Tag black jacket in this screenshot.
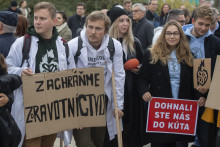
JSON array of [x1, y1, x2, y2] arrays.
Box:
[[159, 14, 168, 26], [0, 73, 22, 111], [122, 37, 143, 147], [132, 17, 154, 51], [138, 50, 196, 143], [146, 10, 160, 28], [214, 21, 220, 39], [68, 14, 86, 38], [0, 73, 22, 147], [6, 7, 22, 14], [0, 33, 17, 57]]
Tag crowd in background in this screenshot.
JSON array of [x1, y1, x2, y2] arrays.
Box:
[[1, 0, 220, 147]]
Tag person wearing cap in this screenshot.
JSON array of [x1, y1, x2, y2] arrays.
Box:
[[68, 11, 125, 147], [107, 7, 144, 147], [6, 2, 75, 147], [0, 11, 18, 57], [6, 1, 22, 14], [132, 3, 154, 51]]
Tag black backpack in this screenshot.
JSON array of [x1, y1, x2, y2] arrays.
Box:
[[20, 34, 70, 67], [74, 36, 115, 64]]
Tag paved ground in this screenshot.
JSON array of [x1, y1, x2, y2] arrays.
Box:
[[53, 137, 151, 147], [53, 137, 192, 147], [54, 137, 76, 147]]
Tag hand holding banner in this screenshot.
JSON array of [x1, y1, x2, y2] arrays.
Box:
[[22, 68, 106, 139]]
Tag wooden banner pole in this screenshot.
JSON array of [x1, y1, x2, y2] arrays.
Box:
[[60, 138, 63, 147], [112, 69, 123, 147]]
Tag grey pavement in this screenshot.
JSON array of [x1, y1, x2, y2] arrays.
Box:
[[53, 137, 151, 147], [53, 137, 192, 147]]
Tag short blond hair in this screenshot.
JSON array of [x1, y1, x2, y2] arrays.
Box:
[[85, 11, 111, 33], [194, 5, 213, 21], [34, 2, 56, 19]]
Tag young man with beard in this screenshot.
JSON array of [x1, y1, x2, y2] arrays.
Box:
[[184, 5, 220, 147], [68, 11, 125, 147], [6, 2, 75, 147]]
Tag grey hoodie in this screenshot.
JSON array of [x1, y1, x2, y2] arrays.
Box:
[[185, 26, 212, 59]]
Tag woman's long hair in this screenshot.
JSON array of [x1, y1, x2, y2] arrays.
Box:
[[150, 20, 193, 67], [160, 3, 170, 18], [109, 16, 134, 53]]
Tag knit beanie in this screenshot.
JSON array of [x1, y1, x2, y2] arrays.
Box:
[[107, 7, 128, 24], [11, 1, 18, 7]]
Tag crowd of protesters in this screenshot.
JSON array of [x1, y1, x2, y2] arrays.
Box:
[[0, 0, 220, 147]]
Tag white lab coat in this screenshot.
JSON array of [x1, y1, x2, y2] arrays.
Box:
[[68, 28, 125, 140], [6, 35, 76, 147]]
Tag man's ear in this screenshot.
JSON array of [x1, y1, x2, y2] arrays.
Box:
[[192, 18, 195, 25], [52, 18, 57, 27]]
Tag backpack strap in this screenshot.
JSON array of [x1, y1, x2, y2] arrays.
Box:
[[21, 34, 31, 67], [74, 36, 115, 64], [61, 38, 70, 65], [74, 36, 83, 64], [21, 35, 70, 67], [108, 36, 115, 62]]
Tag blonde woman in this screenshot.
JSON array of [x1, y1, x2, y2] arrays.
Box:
[[138, 20, 196, 147], [107, 7, 143, 147]]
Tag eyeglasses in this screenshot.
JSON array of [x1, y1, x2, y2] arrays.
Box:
[[177, 20, 186, 24], [132, 10, 141, 13], [165, 32, 180, 37]]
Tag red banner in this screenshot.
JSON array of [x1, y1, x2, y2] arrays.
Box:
[[146, 97, 199, 135]]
